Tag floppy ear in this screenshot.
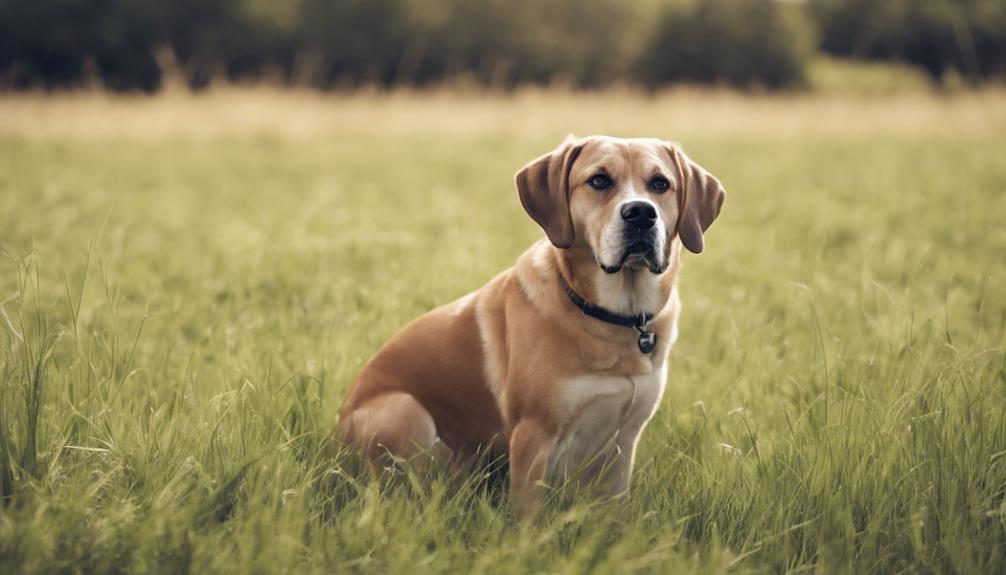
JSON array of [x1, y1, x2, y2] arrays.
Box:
[[515, 137, 586, 249], [672, 146, 726, 254]]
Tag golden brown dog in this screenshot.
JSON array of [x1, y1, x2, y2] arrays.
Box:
[[337, 135, 725, 517]]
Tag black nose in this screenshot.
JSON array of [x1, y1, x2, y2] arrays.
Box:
[[620, 201, 657, 229]]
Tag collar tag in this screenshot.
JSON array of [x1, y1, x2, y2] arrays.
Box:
[[562, 281, 658, 355], [636, 329, 656, 354]]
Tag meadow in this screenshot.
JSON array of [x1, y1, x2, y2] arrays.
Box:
[[0, 89, 1004, 573]]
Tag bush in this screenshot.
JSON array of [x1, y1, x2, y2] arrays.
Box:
[[0, 0, 291, 91], [295, 0, 635, 88], [0, 0, 162, 91], [809, 0, 1006, 83], [636, 0, 815, 90], [3, 0, 1003, 92]]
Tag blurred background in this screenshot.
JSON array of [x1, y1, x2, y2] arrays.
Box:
[[1, 0, 1004, 94]]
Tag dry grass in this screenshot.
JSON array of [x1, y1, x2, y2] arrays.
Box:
[[3, 86, 1006, 140]]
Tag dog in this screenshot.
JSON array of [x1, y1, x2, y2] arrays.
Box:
[[336, 135, 725, 518]]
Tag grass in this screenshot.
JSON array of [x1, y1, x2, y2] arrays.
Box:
[[0, 89, 1004, 573]]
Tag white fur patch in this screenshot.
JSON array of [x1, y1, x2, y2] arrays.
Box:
[[475, 294, 505, 403], [548, 363, 668, 483], [592, 266, 665, 316]]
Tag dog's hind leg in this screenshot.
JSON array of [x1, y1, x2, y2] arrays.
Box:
[[336, 392, 451, 467]]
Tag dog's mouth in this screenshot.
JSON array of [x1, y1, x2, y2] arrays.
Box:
[[599, 238, 665, 274], [625, 239, 654, 257]]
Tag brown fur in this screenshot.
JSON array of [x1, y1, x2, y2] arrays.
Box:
[[336, 135, 725, 518]]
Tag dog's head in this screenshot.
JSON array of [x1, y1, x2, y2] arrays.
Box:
[[516, 135, 725, 273]]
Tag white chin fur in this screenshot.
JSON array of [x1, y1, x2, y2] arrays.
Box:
[[593, 257, 666, 315]]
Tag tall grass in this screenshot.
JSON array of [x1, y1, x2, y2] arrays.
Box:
[[0, 91, 1003, 573], [1, 250, 57, 489]]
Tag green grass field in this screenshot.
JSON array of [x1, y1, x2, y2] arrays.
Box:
[[1, 90, 1004, 573]]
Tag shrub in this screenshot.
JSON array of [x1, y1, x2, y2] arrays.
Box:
[[636, 0, 815, 90], [809, 0, 1006, 83]]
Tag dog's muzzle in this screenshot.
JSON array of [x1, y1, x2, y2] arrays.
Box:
[[599, 200, 666, 274], [622, 200, 659, 263]]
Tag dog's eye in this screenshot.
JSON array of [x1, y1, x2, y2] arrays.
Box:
[[650, 177, 671, 193], [588, 174, 613, 190]]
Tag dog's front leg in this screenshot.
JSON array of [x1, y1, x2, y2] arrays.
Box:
[[593, 434, 641, 499], [508, 419, 557, 520]]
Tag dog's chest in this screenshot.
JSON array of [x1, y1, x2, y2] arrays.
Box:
[[549, 364, 667, 477]]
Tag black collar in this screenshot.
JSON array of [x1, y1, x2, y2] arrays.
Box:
[[564, 286, 652, 329], [561, 280, 658, 354]]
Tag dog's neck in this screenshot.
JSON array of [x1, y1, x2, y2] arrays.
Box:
[[554, 243, 680, 317]]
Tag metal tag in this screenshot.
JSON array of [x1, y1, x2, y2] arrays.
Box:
[[637, 330, 656, 354]]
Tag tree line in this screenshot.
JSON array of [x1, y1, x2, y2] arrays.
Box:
[[1, 0, 1003, 92]]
